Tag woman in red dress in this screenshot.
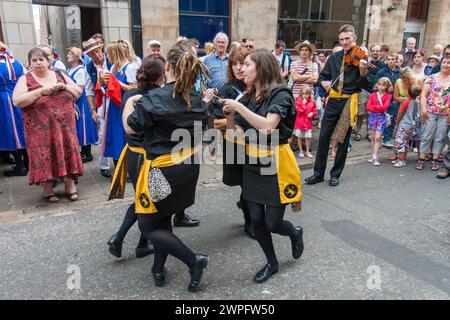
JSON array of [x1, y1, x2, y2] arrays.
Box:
[[13, 48, 83, 202]]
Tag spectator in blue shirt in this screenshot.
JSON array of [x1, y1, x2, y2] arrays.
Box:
[[203, 32, 229, 89]]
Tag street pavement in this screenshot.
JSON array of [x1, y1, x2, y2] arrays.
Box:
[[0, 142, 449, 300]]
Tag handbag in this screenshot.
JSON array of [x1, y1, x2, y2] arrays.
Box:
[[148, 168, 172, 202]]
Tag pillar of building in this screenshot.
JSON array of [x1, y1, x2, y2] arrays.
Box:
[[65, 6, 82, 49], [231, 0, 278, 50], [0, 0, 36, 63], [366, 0, 409, 53], [101, 0, 131, 43], [140, 0, 179, 57], [423, 0, 450, 54]]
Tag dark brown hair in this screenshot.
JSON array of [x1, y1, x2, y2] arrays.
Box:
[[245, 48, 284, 103], [137, 55, 166, 89], [408, 84, 422, 99], [381, 44, 390, 52], [167, 41, 209, 108], [28, 47, 49, 65], [227, 46, 254, 83], [275, 40, 286, 49]]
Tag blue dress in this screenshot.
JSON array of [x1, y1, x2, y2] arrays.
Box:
[[67, 66, 98, 146], [102, 63, 129, 160], [0, 56, 26, 151]]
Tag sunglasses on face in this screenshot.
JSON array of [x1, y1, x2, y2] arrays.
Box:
[[245, 45, 254, 49]]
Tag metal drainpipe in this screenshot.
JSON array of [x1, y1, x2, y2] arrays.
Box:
[[130, 0, 143, 58]]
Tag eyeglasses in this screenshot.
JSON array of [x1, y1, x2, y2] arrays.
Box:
[[245, 45, 254, 49]]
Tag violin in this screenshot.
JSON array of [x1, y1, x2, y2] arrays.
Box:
[[344, 44, 369, 68]]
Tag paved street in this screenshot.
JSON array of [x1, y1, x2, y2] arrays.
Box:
[[0, 152, 449, 300]]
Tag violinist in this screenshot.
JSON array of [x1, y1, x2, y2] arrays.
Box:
[[305, 24, 369, 187]]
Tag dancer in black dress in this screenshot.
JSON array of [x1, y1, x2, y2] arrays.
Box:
[[121, 41, 209, 291], [222, 49, 304, 283]]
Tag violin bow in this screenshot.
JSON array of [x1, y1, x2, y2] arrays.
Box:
[[329, 39, 368, 90]]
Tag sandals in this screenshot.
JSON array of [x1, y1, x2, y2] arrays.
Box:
[[66, 192, 79, 202], [431, 160, 440, 171], [415, 160, 425, 171], [45, 194, 60, 203]]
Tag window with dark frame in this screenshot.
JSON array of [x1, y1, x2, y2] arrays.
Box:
[[179, 0, 230, 49]]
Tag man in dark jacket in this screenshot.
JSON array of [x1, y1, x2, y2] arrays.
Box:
[[398, 37, 416, 67]]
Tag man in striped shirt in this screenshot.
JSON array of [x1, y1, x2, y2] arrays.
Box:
[[290, 41, 318, 98]]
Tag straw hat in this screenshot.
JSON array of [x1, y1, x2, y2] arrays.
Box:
[[428, 55, 440, 63], [295, 40, 316, 55], [82, 38, 103, 54], [67, 47, 84, 63]]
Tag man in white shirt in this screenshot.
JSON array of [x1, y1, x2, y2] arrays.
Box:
[[272, 40, 289, 79]]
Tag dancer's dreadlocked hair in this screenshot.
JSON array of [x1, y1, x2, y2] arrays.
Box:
[[167, 40, 210, 109]]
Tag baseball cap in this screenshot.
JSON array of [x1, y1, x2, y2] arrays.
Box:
[[148, 40, 162, 47]]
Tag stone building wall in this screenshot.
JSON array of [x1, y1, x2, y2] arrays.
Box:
[[140, 0, 179, 56], [101, 0, 131, 43], [231, 0, 278, 50], [0, 0, 36, 63], [423, 0, 450, 54]]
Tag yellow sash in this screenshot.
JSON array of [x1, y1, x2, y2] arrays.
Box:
[[108, 144, 145, 201], [245, 143, 302, 207], [135, 147, 197, 214], [329, 88, 358, 127]]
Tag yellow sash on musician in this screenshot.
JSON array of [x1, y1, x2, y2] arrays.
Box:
[[109, 144, 145, 201], [134, 147, 197, 214], [329, 88, 358, 127]]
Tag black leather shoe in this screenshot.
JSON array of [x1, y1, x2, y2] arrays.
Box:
[[135, 242, 155, 258], [329, 177, 340, 187], [152, 269, 166, 287], [3, 166, 27, 177], [305, 174, 324, 185], [81, 153, 94, 163], [107, 234, 123, 258], [291, 226, 304, 259], [244, 224, 256, 240], [101, 169, 112, 178], [254, 263, 279, 284], [188, 254, 208, 292], [173, 214, 200, 227]]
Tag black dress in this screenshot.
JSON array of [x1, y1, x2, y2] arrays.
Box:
[[127, 82, 209, 215], [235, 86, 296, 207], [211, 80, 246, 186]]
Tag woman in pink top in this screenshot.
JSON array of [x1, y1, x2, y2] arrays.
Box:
[[293, 87, 317, 158], [366, 77, 393, 165]]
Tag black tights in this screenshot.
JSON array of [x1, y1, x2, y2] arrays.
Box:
[[138, 214, 196, 273], [240, 191, 252, 226], [247, 201, 297, 265], [114, 151, 147, 247], [116, 203, 147, 248]]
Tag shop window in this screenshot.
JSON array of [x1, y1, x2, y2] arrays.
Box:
[[278, 0, 367, 50], [179, 0, 229, 47]]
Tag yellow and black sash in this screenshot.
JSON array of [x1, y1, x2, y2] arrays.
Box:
[[225, 132, 302, 212], [109, 145, 197, 214], [109, 144, 145, 201], [134, 147, 197, 214], [329, 88, 358, 144]]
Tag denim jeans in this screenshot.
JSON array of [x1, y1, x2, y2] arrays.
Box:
[[383, 102, 399, 143]]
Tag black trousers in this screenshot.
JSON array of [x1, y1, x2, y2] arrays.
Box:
[[313, 98, 352, 179]]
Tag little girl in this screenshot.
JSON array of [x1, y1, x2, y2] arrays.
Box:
[[366, 77, 393, 165], [393, 84, 422, 168], [294, 87, 317, 158]]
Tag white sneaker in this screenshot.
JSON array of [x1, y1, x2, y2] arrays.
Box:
[[394, 160, 406, 168], [382, 142, 394, 148]]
